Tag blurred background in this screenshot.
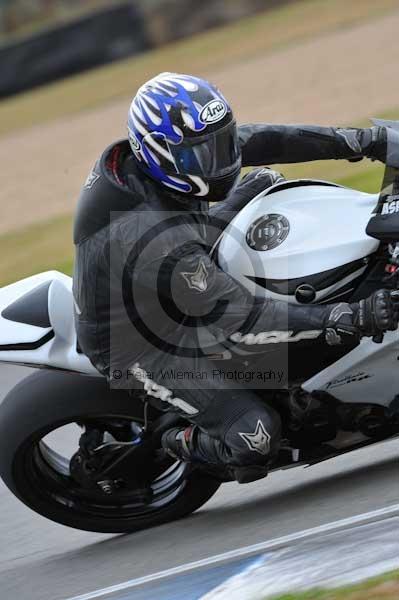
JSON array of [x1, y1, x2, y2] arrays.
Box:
[[0, 0, 269, 98], [1, 0, 399, 287]]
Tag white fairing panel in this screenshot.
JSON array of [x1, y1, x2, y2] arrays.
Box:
[[217, 180, 398, 406], [0, 272, 53, 346], [0, 271, 99, 375], [217, 181, 380, 302], [303, 332, 399, 408]]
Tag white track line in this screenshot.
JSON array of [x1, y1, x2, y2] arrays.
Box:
[[65, 503, 399, 600]]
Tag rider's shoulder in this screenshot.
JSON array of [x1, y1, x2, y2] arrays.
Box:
[[74, 140, 142, 245]]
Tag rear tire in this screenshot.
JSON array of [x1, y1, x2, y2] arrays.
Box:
[[0, 369, 220, 533]]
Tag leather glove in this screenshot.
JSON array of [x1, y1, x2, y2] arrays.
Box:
[[355, 289, 399, 340], [337, 126, 387, 163], [324, 290, 399, 346]]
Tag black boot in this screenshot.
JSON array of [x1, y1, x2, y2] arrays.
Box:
[[161, 426, 196, 462], [161, 426, 269, 483]]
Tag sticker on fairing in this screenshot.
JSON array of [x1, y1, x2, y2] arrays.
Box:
[[381, 196, 399, 215]]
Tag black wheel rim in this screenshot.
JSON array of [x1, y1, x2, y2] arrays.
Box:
[[19, 414, 189, 521]]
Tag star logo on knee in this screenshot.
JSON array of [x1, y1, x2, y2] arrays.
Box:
[[239, 420, 271, 455]]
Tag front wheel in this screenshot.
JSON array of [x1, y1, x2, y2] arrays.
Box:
[[0, 370, 220, 534]]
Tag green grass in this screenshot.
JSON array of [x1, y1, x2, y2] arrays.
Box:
[[337, 166, 383, 193], [0, 215, 74, 288], [0, 0, 397, 138], [267, 569, 399, 599]]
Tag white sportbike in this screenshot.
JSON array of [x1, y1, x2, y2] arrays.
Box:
[[0, 120, 398, 533]]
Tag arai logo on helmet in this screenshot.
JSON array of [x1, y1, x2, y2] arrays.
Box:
[[199, 100, 227, 125]]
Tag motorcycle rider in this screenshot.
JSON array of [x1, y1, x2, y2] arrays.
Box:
[[73, 72, 398, 484]]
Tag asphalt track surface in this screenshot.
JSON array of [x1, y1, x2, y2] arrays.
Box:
[[0, 365, 398, 600]]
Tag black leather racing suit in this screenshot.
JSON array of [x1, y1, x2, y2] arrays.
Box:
[[73, 123, 385, 479]]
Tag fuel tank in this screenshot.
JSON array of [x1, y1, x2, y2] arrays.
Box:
[[217, 180, 380, 304]]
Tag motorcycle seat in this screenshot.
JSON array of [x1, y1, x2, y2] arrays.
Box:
[[1, 281, 51, 328]]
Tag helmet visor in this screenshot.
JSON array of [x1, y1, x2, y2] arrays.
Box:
[[157, 121, 241, 178], [172, 121, 240, 177]]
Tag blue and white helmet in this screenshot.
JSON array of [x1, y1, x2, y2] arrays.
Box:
[[127, 72, 242, 201]]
